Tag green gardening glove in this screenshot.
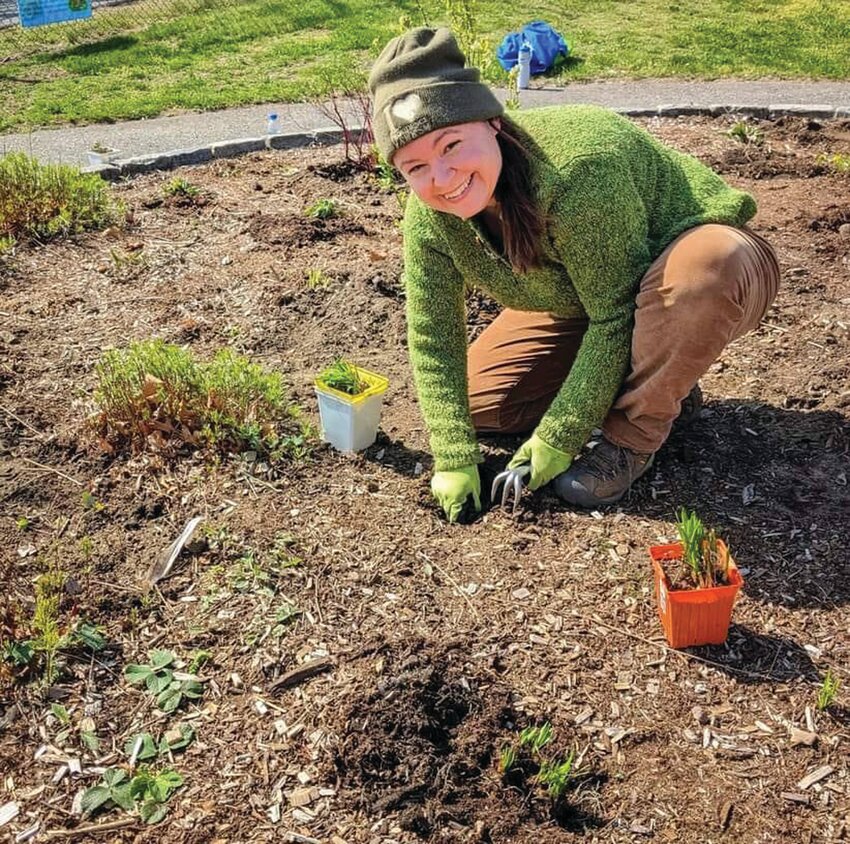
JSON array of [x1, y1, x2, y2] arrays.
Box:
[[508, 433, 573, 491], [431, 465, 482, 524]]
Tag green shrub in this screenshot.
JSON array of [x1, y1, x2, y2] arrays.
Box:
[[93, 339, 309, 459], [0, 153, 117, 253]]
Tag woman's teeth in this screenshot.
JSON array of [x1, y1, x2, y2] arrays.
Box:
[[444, 175, 472, 200]]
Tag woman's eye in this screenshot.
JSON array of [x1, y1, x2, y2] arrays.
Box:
[[408, 164, 425, 175], [445, 140, 461, 153]]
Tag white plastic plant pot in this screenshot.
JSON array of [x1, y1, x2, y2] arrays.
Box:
[[314, 367, 389, 453], [86, 149, 120, 166]]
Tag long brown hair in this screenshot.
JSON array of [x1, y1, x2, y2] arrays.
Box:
[[493, 117, 546, 273]]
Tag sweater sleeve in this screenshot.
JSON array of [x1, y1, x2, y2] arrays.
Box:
[[403, 215, 482, 471], [535, 153, 652, 456]]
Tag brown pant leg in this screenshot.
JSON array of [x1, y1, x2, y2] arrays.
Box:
[[603, 224, 781, 453], [468, 309, 588, 433]]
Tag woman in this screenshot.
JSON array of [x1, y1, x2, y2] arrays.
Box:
[[368, 27, 780, 523]]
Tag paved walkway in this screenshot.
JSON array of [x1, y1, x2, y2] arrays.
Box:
[[2, 79, 849, 167]]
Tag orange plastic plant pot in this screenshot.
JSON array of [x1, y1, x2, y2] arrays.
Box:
[[650, 540, 743, 649]]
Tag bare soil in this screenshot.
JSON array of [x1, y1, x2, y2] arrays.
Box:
[[1, 114, 849, 844]]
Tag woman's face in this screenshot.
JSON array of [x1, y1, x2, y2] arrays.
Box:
[[394, 119, 502, 219]]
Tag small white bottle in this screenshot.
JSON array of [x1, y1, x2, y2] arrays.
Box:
[[267, 112, 280, 135], [517, 42, 532, 90]]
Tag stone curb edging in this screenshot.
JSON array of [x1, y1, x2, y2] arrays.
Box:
[[83, 104, 849, 180]]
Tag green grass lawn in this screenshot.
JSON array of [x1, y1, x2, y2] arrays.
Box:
[[1, 0, 849, 133]]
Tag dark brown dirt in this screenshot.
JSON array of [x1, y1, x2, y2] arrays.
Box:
[[0, 114, 848, 844]]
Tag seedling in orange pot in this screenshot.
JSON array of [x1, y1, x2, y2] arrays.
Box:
[[650, 509, 743, 649]]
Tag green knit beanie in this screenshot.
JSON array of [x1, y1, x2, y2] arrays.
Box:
[[368, 27, 503, 163]]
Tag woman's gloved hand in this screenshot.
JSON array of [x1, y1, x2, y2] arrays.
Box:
[[431, 464, 482, 523], [508, 433, 572, 490]]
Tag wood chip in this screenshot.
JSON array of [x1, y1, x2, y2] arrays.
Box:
[[797, 765, 834, 790], [284, 834, 320, 844], [288, 787, 319, 808], [782, 792, 811, 805], [270, 659, 334, 692], [511, 587, 531, 600], [719, 801, 734, 831], [754, 720, 773, 734], [789, 728, 818, 748], [574, 707, 593, 725], [0, 803, 19, 828]]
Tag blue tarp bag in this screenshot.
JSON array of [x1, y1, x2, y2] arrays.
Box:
[[496, 21, 570, 75]]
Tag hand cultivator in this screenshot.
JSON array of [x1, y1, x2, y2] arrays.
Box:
[[491, 463, 531, 515]]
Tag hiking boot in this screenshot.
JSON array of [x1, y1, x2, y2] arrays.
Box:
[[674, 383, 703, 429], [553, 437, 655, 508]]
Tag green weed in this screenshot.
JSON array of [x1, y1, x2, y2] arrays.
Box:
[[816, 668, 841, 711], [124, 649, 204, 713], [15, 517, 29, 531], [305, 198, 338, 220], [82, 765, 184, 825], [816, 152, 850, 173], [727, 121, 764, 146], [318, 359, 368, 396], [0, 153, 117, 253], [537, 751, 577, 799], [93, 339, 309, 460], [306, 268, 331, 290], [519, 722, 554, 754], [162, 177, 199, 198]]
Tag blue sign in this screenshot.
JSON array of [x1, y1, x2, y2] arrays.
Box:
[[18, 0, 92, 28]]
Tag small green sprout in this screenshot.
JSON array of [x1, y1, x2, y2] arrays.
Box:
[[727, 120, 764, 146], [306, 268, 331, 289], [305, 198, 338, 219], [498, 743, 518, 774], [816, 152, 850, 173], [16, 517, 29, 531], [519, 722, 554, 754], [318, 359, 368, 396], [537, 751, 576, 799], [816, 668, 841, 711], [162, 177, 199, 198]]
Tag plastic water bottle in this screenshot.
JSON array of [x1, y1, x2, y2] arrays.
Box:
[[517, 41, 532, 89], [267, 113, 280, 135]]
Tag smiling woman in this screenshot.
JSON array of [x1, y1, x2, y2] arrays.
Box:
[[368, 27, 781, 524]]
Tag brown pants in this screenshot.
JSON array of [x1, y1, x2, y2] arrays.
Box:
[[468, 224, 781, 454]]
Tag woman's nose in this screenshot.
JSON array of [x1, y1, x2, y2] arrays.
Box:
[[432, 158, 455, 190]]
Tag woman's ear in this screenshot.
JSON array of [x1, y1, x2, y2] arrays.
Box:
[[488, 117, 502, 134]]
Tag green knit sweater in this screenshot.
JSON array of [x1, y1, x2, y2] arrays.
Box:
[[402, 105, 756, 471]]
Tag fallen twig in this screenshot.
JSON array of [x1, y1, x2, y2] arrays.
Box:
[[0, 406, 43, 437], [22, 458, 84, 487], [270, 658, 334, 692], [44, 818, 137, 839]]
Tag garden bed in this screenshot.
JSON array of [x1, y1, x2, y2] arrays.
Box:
[[1, 114, 848, 843]]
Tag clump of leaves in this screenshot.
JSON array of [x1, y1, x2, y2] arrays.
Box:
[[499, 721, 581, 805], [519, 722, 554, 754], [727, 120, 764, 146], [162, 177, 199, 198], [675, 508, 730, 589], [816, 152, 850, 174], [82, 766, 184, 825], [318, 359, 368, 396], [1, 558, 107, 684], [305, 198, 338, 220], [306, 267, 331, 289], [93, 339, 310, 460], [124, 650, 204, 713], [124, 724, 195, 761], [0, 153, 118, 254], [537, 751, 576, 799], [816, 668, 841, 711]]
